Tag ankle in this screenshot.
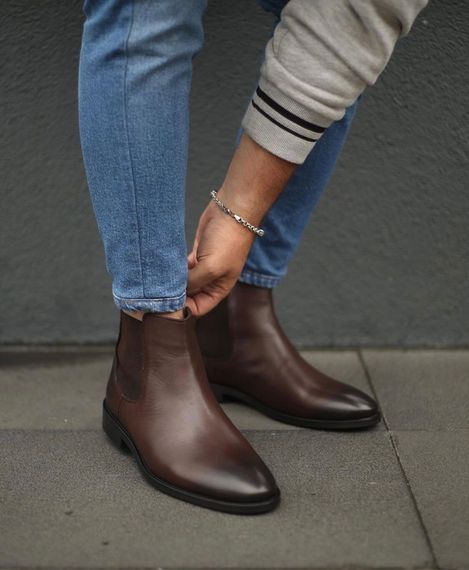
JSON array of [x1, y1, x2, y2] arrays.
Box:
[[123, 310, 144, 321], [123, 308, 185, 321], [159, 309, 185, 320]]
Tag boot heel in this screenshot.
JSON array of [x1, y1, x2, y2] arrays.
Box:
[[102, 401, 126, 450]]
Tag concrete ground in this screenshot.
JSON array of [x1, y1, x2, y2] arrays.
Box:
[[0, 348, 468, 569]]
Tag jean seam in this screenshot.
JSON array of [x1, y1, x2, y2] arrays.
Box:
[[241, 269, 283, 282], [113, 290, 186, 312], [122, 0, 145, 297], [113, 291, 186, 303]]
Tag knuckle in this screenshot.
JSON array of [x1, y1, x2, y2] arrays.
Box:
[[204, 260, 219, 279]]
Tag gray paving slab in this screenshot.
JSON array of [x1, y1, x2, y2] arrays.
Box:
[[0, 429, 430, 569], [0, 353, 110, 430], [362, 349, 469, 430], [394, 430, 469, 569], [0, 350, 375, 431], [302, 350, 373, 394]]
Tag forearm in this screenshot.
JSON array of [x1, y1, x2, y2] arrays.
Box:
[[186, 0, 428, 315], [217, 133, 296, 230], [186, 132, 297, 316], [242, 0, 428, 164]]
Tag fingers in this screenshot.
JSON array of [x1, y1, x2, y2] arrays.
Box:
[[187, 214, 204, 269], [186, 259, 214, 296], [187, 250, 197, 270], [186, 259, 229, 317], [187, 237, 200, 270], [185, 290, 219, 317]]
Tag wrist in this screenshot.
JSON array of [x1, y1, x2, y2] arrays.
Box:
[[210, 188, 265, 238], [208, 198, 257, 245], [215, 185, 265, 228]]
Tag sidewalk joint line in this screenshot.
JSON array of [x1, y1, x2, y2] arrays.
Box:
[[358, 350, 440, 570]]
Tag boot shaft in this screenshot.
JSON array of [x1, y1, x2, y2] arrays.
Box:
[[196, 282, 278, 360], [109, 308, 204, 405]]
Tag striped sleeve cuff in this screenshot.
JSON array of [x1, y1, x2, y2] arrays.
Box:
[[241, 78, 330, 165]]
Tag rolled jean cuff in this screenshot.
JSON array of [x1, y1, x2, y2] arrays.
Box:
[[238, 269, 283, 289], [112, 290, 186, 313]]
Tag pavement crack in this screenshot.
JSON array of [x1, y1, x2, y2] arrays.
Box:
[[358, 349, 441, 570]]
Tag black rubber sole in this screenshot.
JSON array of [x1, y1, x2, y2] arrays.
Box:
[[210, 383, 381, 430], [102, 401, 280, 515]]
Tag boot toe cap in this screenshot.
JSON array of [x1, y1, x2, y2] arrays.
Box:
[[304, 384, 379, 424], [203, 459, 280, 505], [328, 387, 380, 422]]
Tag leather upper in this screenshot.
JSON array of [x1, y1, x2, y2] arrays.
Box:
[[106, 308, 279, 503], [197, 282, 378, 422]]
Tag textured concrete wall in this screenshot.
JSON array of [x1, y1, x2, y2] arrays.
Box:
[[1, 0, 468, 346]]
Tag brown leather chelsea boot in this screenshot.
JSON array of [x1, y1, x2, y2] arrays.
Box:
[[103, 307, 280, 514], [196, 282, 380, 430]]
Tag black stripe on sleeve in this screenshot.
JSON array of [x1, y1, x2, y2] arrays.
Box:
[[251, 101, 318, 142], [256, 86, 326, 134]]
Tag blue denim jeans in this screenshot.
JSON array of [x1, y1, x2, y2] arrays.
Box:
[[78, 0, 357, 312]]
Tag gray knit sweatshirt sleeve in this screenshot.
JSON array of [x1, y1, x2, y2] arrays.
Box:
[[241, 0, 428, 164]]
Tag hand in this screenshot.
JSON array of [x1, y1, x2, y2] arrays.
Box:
[[185, 134, 295, 317], [186, 199, 255, 317]]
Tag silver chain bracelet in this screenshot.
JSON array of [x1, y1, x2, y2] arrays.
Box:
[[210, 190, 265, 237]]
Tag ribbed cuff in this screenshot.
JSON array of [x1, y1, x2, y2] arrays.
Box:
[[241, 77, 330, 164]]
